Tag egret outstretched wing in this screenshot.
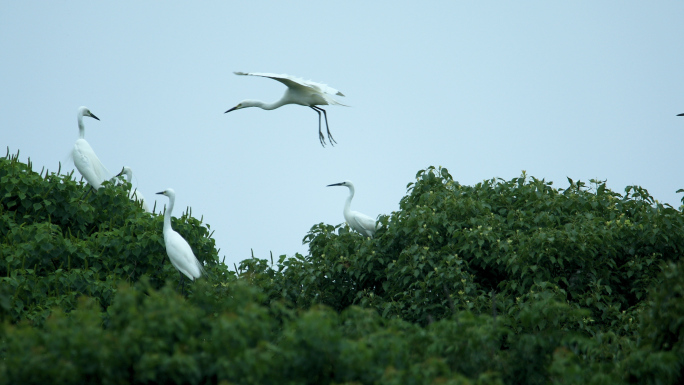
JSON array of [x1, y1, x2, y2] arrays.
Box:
[[234, 71, 345, 97]]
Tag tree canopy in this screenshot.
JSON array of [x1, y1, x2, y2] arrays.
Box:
[[1, 150, 683, 384]]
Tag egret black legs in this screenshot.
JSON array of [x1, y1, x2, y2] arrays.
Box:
[[178, 272, 186, 296], [310, 106, 337, 147], [81, 186, 96, 201]]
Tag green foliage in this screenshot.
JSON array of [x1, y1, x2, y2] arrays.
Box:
[[0, 279, 577, 385], [1, 153, 683, 384], [251, 168, 683, 334], [622, 260, 684, 384], [0, 149, 230, 325], [240, 166, 684, 383]]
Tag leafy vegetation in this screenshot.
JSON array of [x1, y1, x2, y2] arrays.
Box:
[[0, 149, 230, 326], [1, 150, 683, 384]]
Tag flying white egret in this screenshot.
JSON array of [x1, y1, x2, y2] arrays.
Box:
[[327, 180, 378, 238], [72, 106, 110, 189], [225, 71, 347, 147], [156, 188, 204, 293], [117, 166, 150, 212]]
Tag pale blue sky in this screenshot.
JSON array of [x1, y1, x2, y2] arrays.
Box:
[[2, 2, 683, 268]]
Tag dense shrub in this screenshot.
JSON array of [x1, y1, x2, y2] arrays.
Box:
[[0, 150, 230, 325], [257, 168, 683, 331], [1, 153, 683, 384]]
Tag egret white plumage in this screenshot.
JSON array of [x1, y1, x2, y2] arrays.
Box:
[[225, 72, 347, 147], [327, 180, 378, 238], [156, 188, 204, 293], [72, 106, 110, 189], [118, 166, 150, 212]]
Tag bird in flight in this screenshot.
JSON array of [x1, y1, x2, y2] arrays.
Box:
[[225, 72, 347, 147]]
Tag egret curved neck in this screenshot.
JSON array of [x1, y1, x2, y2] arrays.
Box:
[[77, 116, 86, 139], [344, 185, 355, 212], [245, 93, 290, 110], [259, 98, 288, 110], [163, 196, 175, 231]]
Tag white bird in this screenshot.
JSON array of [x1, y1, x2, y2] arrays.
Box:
[[156, 188, 204, 293], [72, 106, 110, 189], [225, 71, 347, 147], [117, 166, 150, 212], [327, 180, 378, 238]]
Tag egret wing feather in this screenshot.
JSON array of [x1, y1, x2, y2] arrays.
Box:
[[234, 71, 345, 97], [73, 139, 110, 189], [164, 230, 203, 280], [349, 211, 378, 238]]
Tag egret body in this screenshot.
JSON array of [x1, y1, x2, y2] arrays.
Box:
[[72, 106, 110, 189], [225, 72, 347, 147], [118, 166, 150, 212], [156, 188, 204, 292], [327, 180, 378, 238]]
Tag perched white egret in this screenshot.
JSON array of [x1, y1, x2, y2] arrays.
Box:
[[327, 180, 378, 238], [156, 188, 204, 293], [72, 106, 110, 189], [225, 71, 347, 147], [117, 166, 150, 212]]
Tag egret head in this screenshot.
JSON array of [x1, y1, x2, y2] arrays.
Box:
[[117, 166, 133, 179], [156, 188, 176, 199], [225, 100, 260, 113], [327, 180, 353, 188], [77, 106, 100, 121]]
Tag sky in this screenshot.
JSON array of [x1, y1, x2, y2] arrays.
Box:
[[2, 2, 684, 269]]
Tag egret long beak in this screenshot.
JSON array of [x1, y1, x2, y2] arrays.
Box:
[[327, 182, 344, 187], [90, 113, 100, 121], [156, 191, 165, 195], [678, 113, 684, 116], [224, 106, 239, 113], [116, 167, 125, 177]]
